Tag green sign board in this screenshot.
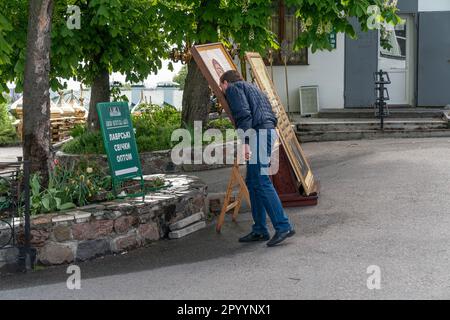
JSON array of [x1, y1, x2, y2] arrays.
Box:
[[97, 102, 143, 195]]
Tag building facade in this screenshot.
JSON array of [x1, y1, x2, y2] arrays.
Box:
[[260, 0, 450, 112]]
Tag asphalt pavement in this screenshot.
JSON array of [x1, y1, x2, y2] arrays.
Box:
[[2, 138, 450, 299]]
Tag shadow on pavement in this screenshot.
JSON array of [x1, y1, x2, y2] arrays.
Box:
[[0, 208, 345, 291]]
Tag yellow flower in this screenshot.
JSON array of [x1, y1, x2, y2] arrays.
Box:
[[86, 167, 93, 174]]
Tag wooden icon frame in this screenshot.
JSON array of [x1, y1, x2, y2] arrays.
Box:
[[244, 52, 315, 195]]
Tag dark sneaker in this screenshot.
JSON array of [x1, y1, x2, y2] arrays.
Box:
[[266, 229, 295, 247], [239, 232, 270, 243]]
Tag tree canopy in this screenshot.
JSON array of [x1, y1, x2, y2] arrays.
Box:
[[159, 0, 277, 57], [160, 0, 400, 56], [0, 0, 401, 104], [0, 0, 169, 103], [287, 0, 401, 51]]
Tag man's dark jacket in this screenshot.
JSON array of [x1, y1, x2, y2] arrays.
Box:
[[225, 80, 277, 143]]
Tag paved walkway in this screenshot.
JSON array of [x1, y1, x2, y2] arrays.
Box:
[[2, 138, 450, 299]]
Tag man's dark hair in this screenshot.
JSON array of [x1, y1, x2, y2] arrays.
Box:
[[220, 70, 243, 84]]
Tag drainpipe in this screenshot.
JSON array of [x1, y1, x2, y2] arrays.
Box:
[[414, 13, 419, 108]]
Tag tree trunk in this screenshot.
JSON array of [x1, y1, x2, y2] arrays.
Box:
[[181, 57, 211, 128], [87, 68, 110, 131], [22, 0, 54, 186]]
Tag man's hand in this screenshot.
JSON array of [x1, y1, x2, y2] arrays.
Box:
[[243, 144, 252, 161]]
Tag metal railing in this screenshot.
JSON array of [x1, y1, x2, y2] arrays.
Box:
[[0, 159, 32, 271]]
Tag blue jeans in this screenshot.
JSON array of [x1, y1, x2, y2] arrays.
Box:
[[245, 129, 292, 235]]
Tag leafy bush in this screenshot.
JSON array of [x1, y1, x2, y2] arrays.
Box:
[[133, 105, 180, 151], [62, 105, 236, 154], [69, 124, 87, 138], [30, 174, 76, 215], [30, 159, 112, 215], [0, 102, 18, 146], [132, 103, 181, 127], [63, 104, 181, 154], [62, 129, 104, 154], [206, 117, 234, 131], [0, 126, 18, 146]]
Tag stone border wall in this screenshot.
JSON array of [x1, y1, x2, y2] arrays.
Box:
[[56, 141, 238, 175], [1, 175, 206, 269]]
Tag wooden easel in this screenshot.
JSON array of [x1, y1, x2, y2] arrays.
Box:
[[216, 159, 251, 233]]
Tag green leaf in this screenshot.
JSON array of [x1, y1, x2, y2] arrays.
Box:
[[59, 202, 76, 211], [41, 197, 50, 211], [30, 175, 41, 195], [55, 197, 62, 209], [97, 5, 109, 18]]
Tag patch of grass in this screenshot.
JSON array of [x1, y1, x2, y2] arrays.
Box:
[[32, 265, 46, 272]]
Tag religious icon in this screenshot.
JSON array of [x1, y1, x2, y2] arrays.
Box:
[[245, 51, 315, 195], [191, 43, 238, 122]]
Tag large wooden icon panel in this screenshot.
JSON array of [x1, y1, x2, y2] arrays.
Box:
[[245, 52, 315, 196], [190, 43, 238, 122], [191, 43, 250, 231]]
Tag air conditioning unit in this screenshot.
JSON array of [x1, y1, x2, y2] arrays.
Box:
[[299, 85, 320, 116]]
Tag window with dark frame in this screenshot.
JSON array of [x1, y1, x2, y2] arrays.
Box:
[[266, 0, 308, 66]]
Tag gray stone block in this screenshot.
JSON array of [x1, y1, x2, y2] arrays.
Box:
[[92, 210, 106, 220], [103, 210, 122, 220], [76, 239, 110, 261], [0, 227, 12, 247], [0, 246, 19, 263], [52, 214, 75, 225], [169, 212, 204, 231], [38, 242, 76, 265], [110, 232, 138, 253], [72, 211, 92, 223], [78, 204, 105, 211], [0, 246, 19, 274], [169, 221, 206, 239]]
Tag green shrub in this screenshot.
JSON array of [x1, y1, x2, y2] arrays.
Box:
[[62, 130, 105, 154], [69, 124, 87, 138], [63, 104, 182, 154], [206, 117, 234, 131], [0, 103, 18, 146], [62, 105, 238, 154], [132, 103, 181, 128]]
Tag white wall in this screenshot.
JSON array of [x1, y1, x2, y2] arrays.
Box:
[[270, 32, 345, 111], [419, 0, 450, 12]]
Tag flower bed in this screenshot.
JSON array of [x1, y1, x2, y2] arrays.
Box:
[[29, 158, 172, 216]]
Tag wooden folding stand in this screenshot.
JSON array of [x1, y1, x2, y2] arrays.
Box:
[[215, 159, 250, 233]]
